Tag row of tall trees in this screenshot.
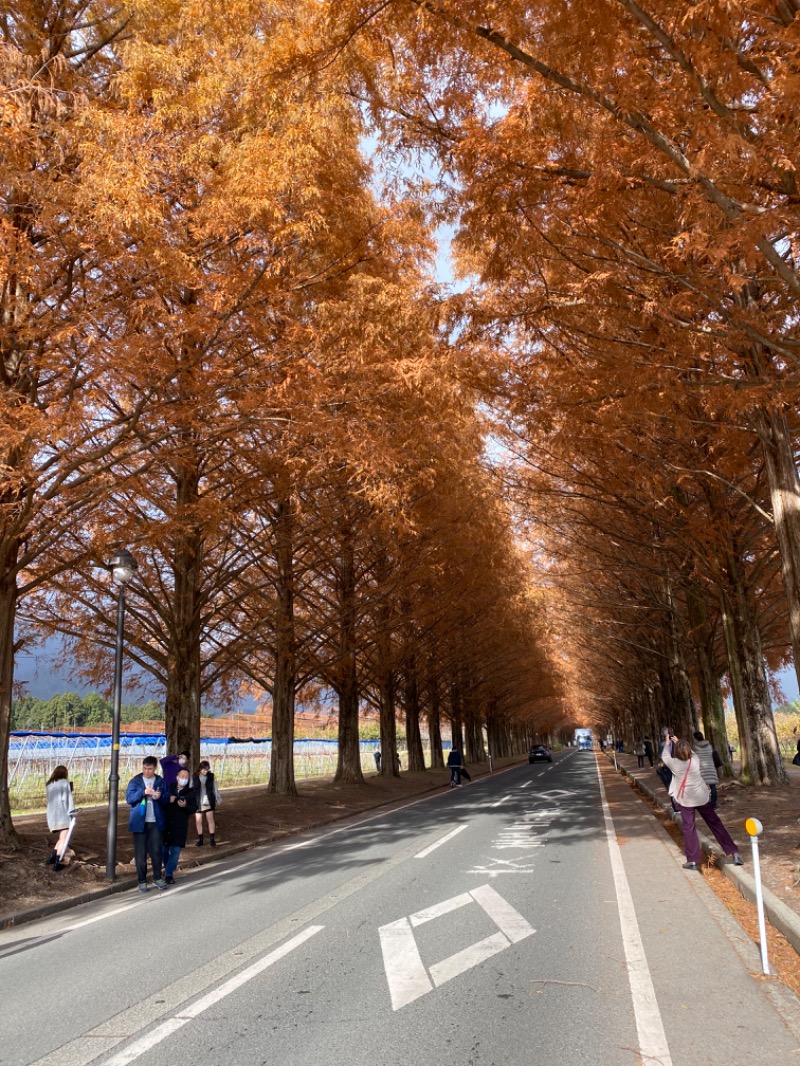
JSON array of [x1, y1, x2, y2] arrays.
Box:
[[317, 0, 800, 784], [0, 1, 560, 844]]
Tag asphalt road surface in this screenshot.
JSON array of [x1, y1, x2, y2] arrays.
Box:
[[2, 752, 799, 1066]]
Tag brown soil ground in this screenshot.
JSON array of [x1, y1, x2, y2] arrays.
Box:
[[0, 761, 507, 924]]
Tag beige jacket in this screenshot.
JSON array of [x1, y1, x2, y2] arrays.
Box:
[[661, 744, 711, 807]]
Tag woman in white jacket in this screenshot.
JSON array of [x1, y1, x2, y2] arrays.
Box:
[[661, 735, 743, 871], [46, 765, 75, 870]]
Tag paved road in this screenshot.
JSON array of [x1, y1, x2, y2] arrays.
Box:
[[2, 753, 799, 1066]]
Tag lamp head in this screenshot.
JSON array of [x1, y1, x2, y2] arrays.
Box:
[[107, 548, 138, 587]]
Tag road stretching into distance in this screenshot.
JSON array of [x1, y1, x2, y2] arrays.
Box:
[[1, 752, 799, 1066]]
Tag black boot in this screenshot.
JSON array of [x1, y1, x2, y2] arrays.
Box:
[[209, 834, 216, 847], [46, 849, 58, 866], [196, 835, 204, 846]]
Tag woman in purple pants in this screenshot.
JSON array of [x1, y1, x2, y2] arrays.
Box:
[[661, 734, 744, 872]]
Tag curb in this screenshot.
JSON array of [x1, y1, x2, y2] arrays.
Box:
[[607, 755, 800, 958], [1, 761, 523, 932]]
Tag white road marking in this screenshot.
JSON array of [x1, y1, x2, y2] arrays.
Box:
[[465, 857, 537, 876], [429, 932, 509, 986], [101, 926, 324, 1066], [379, 917, 433, 1011], [469, 884, 535, 943], [410, 893, 472, 926], [379, 885, 534, 1010], [489, 794, 511, 808], [596, 761, 673, 1066], [414, 823, 468, 859], [519, 780, 532, 789]]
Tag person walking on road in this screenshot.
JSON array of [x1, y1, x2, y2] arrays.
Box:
[[126, 756, 168, 892], [643, 738, 654, 767], [163, 766, 198, 884], [634, 740, 646, 769], [193, 760, 221, 846], [46, 765, 75, 871], [447, 747, 464, 787], [692, 731, 722, 808], [661, 734, 743, 871]]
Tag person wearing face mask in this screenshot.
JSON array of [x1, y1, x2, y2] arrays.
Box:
[[126, 756, 168, 892], [162, 766, 199, 884], [160, 749, 191, 791], [192, 760, 221, 846]]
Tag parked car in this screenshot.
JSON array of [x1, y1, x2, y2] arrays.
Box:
[[528, 745, 553, 764]]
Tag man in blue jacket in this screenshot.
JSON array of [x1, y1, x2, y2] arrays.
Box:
[[126, 756, 168, 892]]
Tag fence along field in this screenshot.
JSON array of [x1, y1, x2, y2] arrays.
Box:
[[8, 731, 421, 812]]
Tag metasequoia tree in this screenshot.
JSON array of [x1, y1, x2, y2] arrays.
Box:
[[0, 1, 161, 845], [23, 0, 431, 765], [321, 0, 800, 691]]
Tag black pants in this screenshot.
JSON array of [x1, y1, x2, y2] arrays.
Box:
[[133, 824, 163, 883]]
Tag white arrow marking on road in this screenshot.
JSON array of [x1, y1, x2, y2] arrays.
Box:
[[379, 885, 535, 1010]]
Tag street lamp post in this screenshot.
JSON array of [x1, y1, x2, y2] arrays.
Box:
[[105, 549, 138, 881]]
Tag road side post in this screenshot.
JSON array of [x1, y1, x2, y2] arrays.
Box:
[[745, 817, 770, 975]]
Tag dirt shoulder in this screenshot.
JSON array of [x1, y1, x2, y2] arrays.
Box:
[[0, 760, 519, 925]]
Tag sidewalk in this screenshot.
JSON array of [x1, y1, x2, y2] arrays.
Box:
[[604, 750, 800, 957]]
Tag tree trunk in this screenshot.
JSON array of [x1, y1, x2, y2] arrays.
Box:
[[0, 560, 20, 847], [756, 408, 800, 691], [449, 678, 464, 754], [720, 544, 787, 785], [664, 578, 698, 737], [686, 584, 732, 778], [427, 675, 444, 769], [465, 713, 485, 762], [334, 525, 364, 784], [269, 481, 297, 796], [165, 457, 203, 764], [403, 655, 426, 771], [378, 664, 399, 777]]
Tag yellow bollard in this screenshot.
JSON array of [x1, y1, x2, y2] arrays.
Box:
[[745, 817, 770, 975]]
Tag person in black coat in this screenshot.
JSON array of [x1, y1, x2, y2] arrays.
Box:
[[163, 768, 198, 884]]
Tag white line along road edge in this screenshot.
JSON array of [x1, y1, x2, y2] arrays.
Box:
[[595, 758, 673, 1066], [100, 926, 324, 1066]]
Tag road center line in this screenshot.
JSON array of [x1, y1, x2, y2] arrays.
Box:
[[414, 823, 468, 858], [595, 759, 673, 1066], [100, 926, 323, 1066]]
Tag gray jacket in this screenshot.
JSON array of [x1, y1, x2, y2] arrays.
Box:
[[46, 779, 75, 831], [692, 739, 719, 785], [661, 744, 711, 807]]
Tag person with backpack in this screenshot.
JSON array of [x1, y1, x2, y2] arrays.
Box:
[[193, 760, 221, 846], [692, 731, 722, 808], [661, 733, 743, 872]]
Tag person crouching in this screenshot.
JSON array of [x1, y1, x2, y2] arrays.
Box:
[[163, 766, 198, 884]]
